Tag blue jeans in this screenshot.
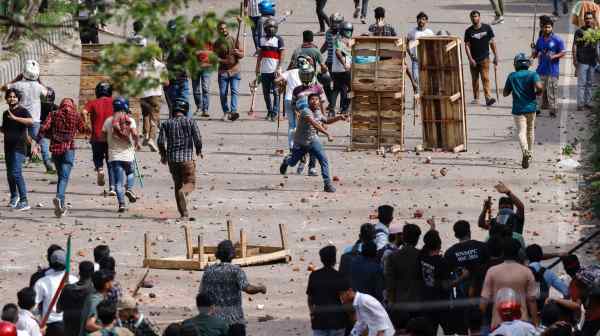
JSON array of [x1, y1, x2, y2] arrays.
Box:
[[577, 63, 595, 107], [53, 150, 75, 203], [286, 141, 331, 184], [166, 78, 191, 118], [285, 100, 296, 150], [218, 71, 241, 114], [29, 122, 51, 163], [192, 70, 211, 112], [90, 141, 115, 189], [5, 149, 28, 203], [313, 330, 345, 336], [261, 73, 280, 116], [109, 161, 134, 205], [250, 16, 260, 50], [412, 59, 420, 92]]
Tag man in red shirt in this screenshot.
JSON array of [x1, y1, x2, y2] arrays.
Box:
[[82, 82, 115, 195]]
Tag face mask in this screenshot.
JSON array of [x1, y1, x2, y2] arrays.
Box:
[[497, 208, 514, 225]]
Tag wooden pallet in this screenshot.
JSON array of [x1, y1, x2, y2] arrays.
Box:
[[78, 44, 141, 138], [417, 36, 468, 151], [143, 221, 291, 271], [350, 37, 405, 150]]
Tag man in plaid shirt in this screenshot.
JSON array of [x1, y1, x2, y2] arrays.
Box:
[[38, 98, 85, 218], [157, 99, 203, 219]]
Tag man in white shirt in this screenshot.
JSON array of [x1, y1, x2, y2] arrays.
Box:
[[137, 56, 166, 153], [275, 66, 302, 151], [33, 250, 78, 336], [407, 12, 434, 92], [102, 97, 141, 213], [16, 288, 42, 336], [339, 281, 395, 336]]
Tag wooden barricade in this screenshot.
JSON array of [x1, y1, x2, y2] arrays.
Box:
[[417, 36, 468, 151], [78, 44, 141, 138], [350, 37, 405, 150]]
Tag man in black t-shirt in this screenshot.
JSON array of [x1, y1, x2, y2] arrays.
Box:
[[1, 88, 34, 211], [306, 245, 348, 335], [464, 10, 499, 107], [573, 12, 597, 110]]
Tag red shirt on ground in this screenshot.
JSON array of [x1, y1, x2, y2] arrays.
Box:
[[85, 97, 114, 141]]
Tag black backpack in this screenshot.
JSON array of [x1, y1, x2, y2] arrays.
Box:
[[529, 266, 549, 312]]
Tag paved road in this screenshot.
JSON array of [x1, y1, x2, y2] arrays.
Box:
[[0, 0, 594, 334]]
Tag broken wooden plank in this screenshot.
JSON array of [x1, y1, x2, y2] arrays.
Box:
[[449, 92, 461, 102], [279, 224, 288, 250], [184, 225, 193, 260]]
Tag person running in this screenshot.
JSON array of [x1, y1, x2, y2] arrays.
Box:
[[275, 62, 303, 152], [532, 19, 565, 118], [157, 99, 203, 219], [1, 88, 33, 211], [256, 18, 285, 121], [320, 13, 343, 116], [489, 0, 505, 25], [1, 60, 50, 170], [214, 20, 243, 122], [315, 0, 329, 35], [102, 97, 141, 213], [573, 12, 596, 111], [503, 53, 543, 169], [407, 12, 434, 92], [38, 98, 85, 218], [279, 93, 338, 193], [331, 21, 353, 116], [465, 10, 498, 107], [136, 42, 166, 151], [82, 81, 115, 194], [40, 87, 57, 173]]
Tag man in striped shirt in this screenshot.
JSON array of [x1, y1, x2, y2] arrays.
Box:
[[256, 18, 285, 121], [157, 99, 203, 219]]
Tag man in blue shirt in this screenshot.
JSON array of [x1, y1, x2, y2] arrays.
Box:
[[504, 53, 543, 169], [525, 244, 569, 298], [532, 20, 566, 117]]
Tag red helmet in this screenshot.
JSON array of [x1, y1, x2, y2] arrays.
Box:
[[0, 322, 17, 336], [496, 288, 522, 322]]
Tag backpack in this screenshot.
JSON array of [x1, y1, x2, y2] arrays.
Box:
[[529, 266, 549, 312]]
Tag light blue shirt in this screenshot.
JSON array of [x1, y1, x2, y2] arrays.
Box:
[[374, 223, 390, 251], [529, 261, 569, 298]]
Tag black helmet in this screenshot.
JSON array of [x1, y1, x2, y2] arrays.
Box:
[[514, 52, 531, 70], [173, 99, 189, 115], [299, 64, 316, 85], [329, 12, 344, 30], [264, 18, 278, 36], [340, 21, 353, 38], [45, 87, 56, 103], [95, 81, 113, 98]]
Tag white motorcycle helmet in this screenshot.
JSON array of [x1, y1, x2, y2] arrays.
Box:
[[23, 60, 40, 81]]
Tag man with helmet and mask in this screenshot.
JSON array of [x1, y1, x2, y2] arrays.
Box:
[[256, 17, 285, 121], [331, 21, 353, 116], [38, 98, 85, 218], [256, 0, 276, 44], [101, 97, 141, 213], [2, 60, 49, 168], [157, 99, 203, 219], [82, 81, 115, 194], [503, 52, 543, 169]]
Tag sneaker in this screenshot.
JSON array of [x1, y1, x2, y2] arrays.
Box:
[[470, 99, 479, 105], [491, 16, 504, 25], [53, 198, 62, 218], [8, 197, 19, 208], [324, 184, 336, 193], [353, 8, 360, 18], [97, 170, 105, 186], [536, 109, 541, 115], [221, 114, 228, 121], [229, 112, 240, 121], [360, 17, 367, 24], [296, 162, 305, 175], [550, 110, 558, 118], [44, 161, 56, 174], [118, 204, 126, 213], [201, 111, 210, 117], [280, 158, 289, 175], [552, 11, 559, 17], [108, 189, 117, 197], [125, 189, 138, 203], [308, 168, 318, 176], [195, 107, 201, 115], [485, 97, 496, 106], [522, 153, 531, 169], [147, 139, 159, 152], [142, 138, 149, 146], [14, 202, 31, 211]]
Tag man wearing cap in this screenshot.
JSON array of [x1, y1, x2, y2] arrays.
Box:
[[181, 293, 228, 336], [117, 297, 158, 336], [33, 250, 78, 336], [199, 240, 266, 336]]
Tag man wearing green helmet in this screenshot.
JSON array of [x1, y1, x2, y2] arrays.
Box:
[[503, 53, 543, 169]]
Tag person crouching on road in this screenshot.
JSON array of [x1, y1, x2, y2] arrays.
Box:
[[38, 98, 85, 218], [102, 97, 141, 213], [280, 93, 339, 193], [157, 99, 203, 219], [503, 53, 543, 169]]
